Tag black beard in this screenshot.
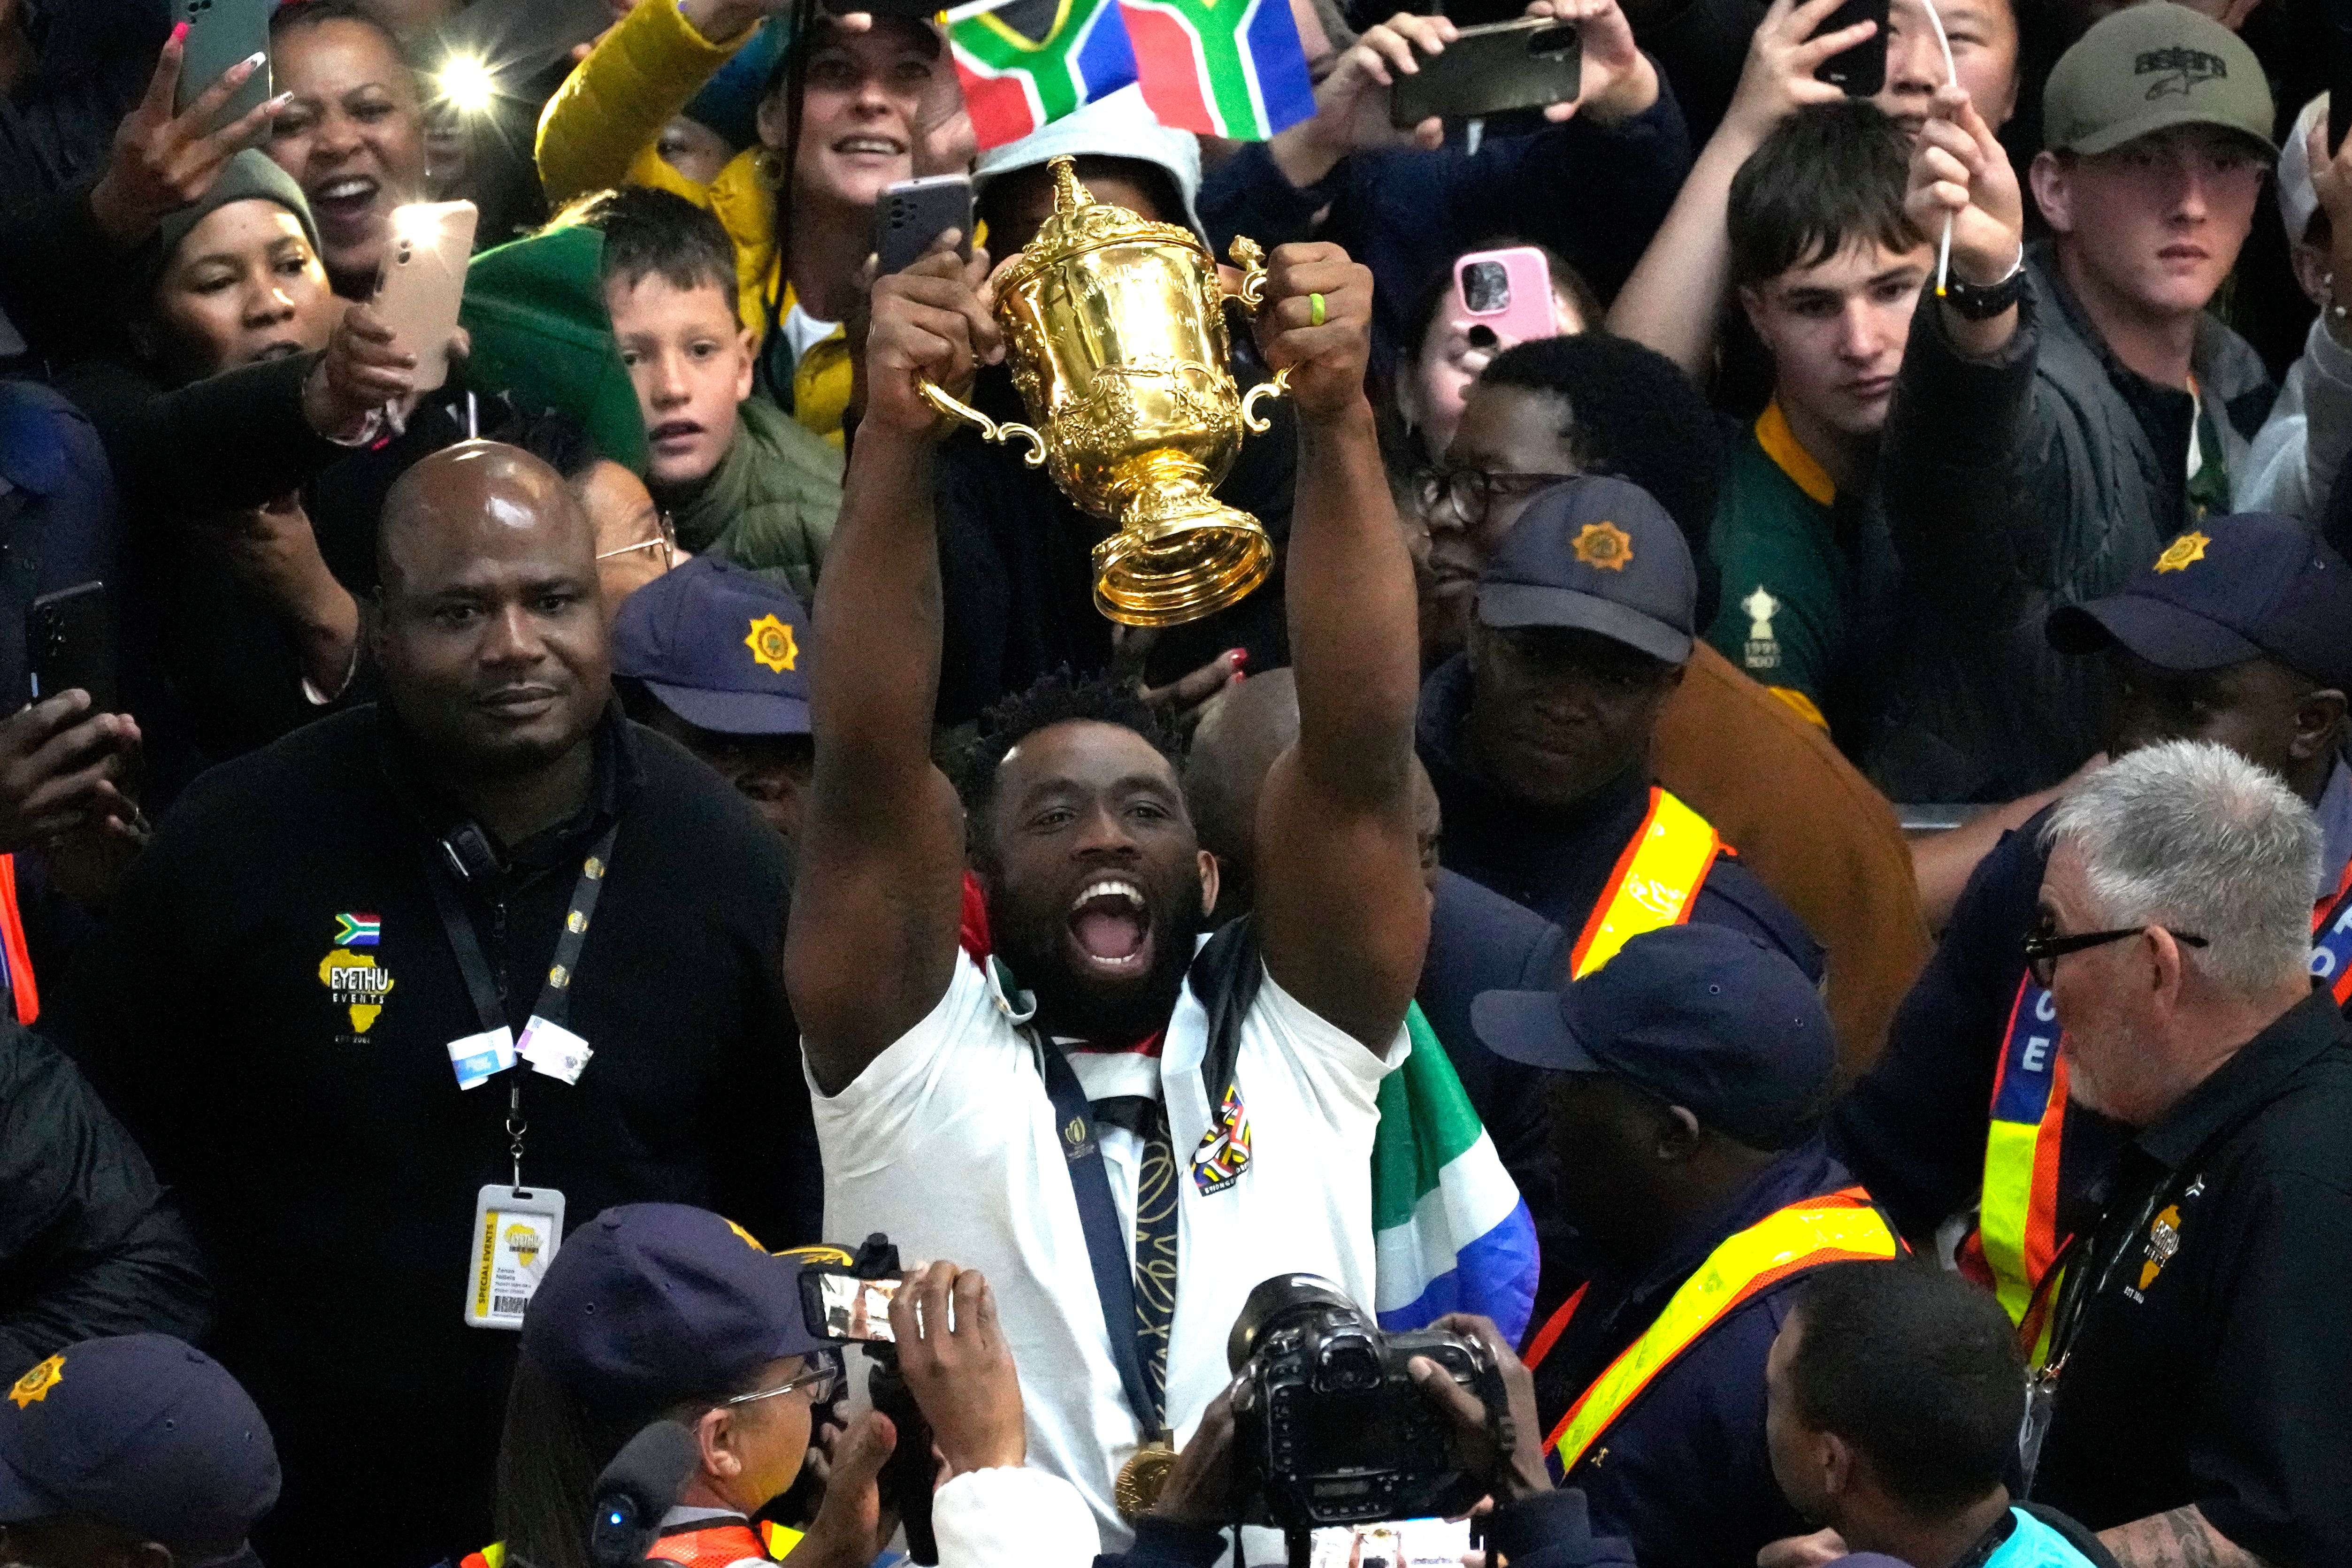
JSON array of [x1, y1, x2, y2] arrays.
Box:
[[990, 872, 1209, 1043]]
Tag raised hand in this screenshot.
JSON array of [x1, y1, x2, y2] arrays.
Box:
[[1252, 242, 1375, 425], [1719, 0, 1873, 145], [1276, 11, 1461, 179], [301, 302, 468, 442], [0, 691, 140, 844], [1525, 0, 1659, 125], [1907, 83, 2023, 288], [90, 25, 294, 245], [862, 238, 1001, 439], [887, 1262, 1027, 1481]]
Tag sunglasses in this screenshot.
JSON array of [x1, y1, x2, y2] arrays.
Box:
[[2022, 921, 2208, 988]]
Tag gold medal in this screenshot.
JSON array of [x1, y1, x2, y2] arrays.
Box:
[[1114, 1436, 1178, 1522]]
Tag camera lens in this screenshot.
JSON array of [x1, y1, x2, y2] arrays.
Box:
[[1463, 260, 1510, 314]]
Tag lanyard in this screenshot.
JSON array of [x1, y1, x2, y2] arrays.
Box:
[[1035, 1032, 1166, 1438], [425, 823, 619, 1180], [426, 823, 617, 1037]]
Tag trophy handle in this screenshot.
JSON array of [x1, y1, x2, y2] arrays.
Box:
[[1240, 368, 1292, 434], [1225, 236, 1292, 433], [916, 376, 1047, 467]]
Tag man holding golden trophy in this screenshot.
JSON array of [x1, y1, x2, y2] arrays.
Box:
[[793, 153, 1432, 1546]]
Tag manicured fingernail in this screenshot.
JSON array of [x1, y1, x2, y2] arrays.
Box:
[[170, 21, 189, 43], [1226, 648, 1248, 669], [1227, 672, 1245, 689], [266, 92, 293, 111], [242, 50, 266, 70]]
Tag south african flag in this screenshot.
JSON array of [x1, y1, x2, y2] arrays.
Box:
[[947, 0, 1313, 149], [947, 0, 1139, 150], [334, 912, 381, 948]]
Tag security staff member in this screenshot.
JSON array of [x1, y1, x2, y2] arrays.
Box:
[[50, 444, 816, 1565], [2025, 743, 2352, 1568], [1419, 478, 1818, 984], [1471, 925, 1901, 1568], [1831, 514, 2352, 1345]]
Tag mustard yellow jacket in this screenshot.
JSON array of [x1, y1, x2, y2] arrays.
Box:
[[536, 0, 850, 446]]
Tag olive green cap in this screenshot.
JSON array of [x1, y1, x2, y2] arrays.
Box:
[[2043, 1, 2275, 159]]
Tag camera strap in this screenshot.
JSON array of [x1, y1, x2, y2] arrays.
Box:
[[1037, 1036, 1166, 1437]]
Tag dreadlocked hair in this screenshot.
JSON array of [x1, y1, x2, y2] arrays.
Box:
[[958, 670, 1181, 864]]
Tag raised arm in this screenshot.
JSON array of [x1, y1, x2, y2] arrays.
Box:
[[535, 0, 769, 205], [1607, 0, 1866, 377], [784, 244, 1002, 1094], [1250, 245, 1428, 1051]]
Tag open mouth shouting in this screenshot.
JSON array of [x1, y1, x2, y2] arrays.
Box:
[[310, 174, 382, 235], [1067, 876, 1153, 977]]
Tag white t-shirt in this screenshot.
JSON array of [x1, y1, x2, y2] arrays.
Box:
[[811, 948, 1408, 1545]]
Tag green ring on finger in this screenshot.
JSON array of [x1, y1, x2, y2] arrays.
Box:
[[1308, 292, 1326, 327]]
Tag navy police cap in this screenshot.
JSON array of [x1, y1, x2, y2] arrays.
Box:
[[1471, 925, 1835, 1150], [612, 558, 812, 737], [0, 1334, 279, 1563], [522, 1204, 845, 1423], [2047, 512, 2352, 690], [1476, 475, 1697, 665]]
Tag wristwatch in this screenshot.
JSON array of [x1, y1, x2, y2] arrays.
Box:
[[1940, 251, 2028, 321]]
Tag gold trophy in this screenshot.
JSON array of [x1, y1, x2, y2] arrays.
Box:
[[917, 157, 1292, 627]]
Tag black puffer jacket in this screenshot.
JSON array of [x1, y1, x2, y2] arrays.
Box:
[[0, 1018, 210, 1376], [1866, 245, 2276, 803]]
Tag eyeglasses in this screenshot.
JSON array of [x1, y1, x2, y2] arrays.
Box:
[[2022, 921, 2209, 988], [1412, 465, 1580, 528], [595, 509, 679, 572], [727, 1351, 843, 1409]]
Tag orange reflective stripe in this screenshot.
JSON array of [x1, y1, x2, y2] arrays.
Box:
[[1544, 1188, 1899, 1472], [1522, 1281, 1588, 1371], [646, 1521, 772, 1568], [1569, 789, 1719, 979], [2313, 857, 2352, 1009], [0, 855, 36, 1025], [1970, 975, 2067, 1344]]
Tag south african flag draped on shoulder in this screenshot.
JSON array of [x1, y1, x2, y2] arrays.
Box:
[[946, 0, 1316, 148]]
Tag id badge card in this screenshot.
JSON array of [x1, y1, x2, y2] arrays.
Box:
[[464, 1183, 566, 1330]]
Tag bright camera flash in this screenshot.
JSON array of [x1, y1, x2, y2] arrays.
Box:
[[437, 54, 499, 116]]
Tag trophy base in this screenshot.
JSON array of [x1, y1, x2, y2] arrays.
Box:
[[1093, 483, 1274, 627]]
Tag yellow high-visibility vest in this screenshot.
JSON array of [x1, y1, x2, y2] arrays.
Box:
[[1542, 1188, 1900, 1472], [1568, 788, 1720, 979]]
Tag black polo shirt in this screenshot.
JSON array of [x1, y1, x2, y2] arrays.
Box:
[[2030, 989, 2352, 1566], [50, 703, 817, 1566]]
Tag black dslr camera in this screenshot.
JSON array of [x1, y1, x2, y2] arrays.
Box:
[[1227, 1274, 1511, 1536]]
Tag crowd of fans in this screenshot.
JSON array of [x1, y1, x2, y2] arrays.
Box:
[[0, 1, 2346, 1568]]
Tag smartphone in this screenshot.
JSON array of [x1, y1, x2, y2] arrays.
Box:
[[1390, 17, 1581, 129], [873, 174, 975, 275], [801, 1269, 902, 1342], [1814, 0, 1890, 97], [371, 201, 478, 413], [174, 0, 274, 130], [1453, 247, 1559, 348], [29, 582, 117, 714]]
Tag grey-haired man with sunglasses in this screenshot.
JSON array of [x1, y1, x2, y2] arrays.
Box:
[[2022, 740, 2352, 1568], [1833, 513, 2352, 1292]]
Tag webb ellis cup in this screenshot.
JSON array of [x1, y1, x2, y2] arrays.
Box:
[[918, 156, 1293, 626]]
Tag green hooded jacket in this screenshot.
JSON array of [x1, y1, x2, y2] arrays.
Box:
[[661, 395, 843, 607]]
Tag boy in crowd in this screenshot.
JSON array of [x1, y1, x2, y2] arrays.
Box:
[[579, 185, 840, 607], [1707, 100, 1923, 733], [1764, 1264, 2117, 1568], [1873, 2, 2277, 801]]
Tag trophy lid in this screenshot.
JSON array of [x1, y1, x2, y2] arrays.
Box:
[[996, 156, 1207, 295]]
